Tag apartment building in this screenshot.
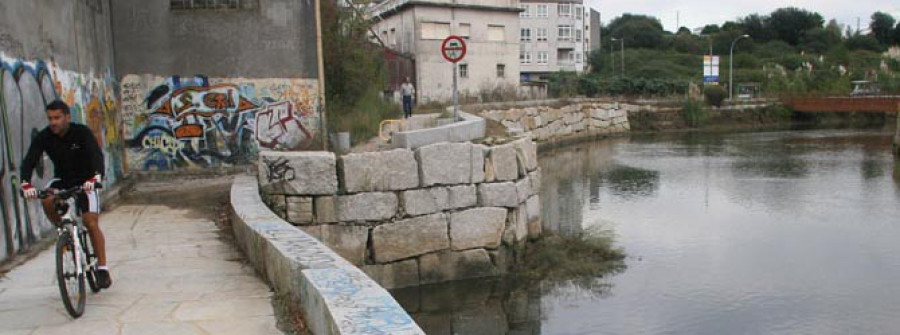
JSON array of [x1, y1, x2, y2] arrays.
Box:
[[369, 0, 522, 104], [518, 0, 596, 82]]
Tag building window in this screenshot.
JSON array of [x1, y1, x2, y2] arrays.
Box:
[[459, 64, 469, 78], [575, 6, 583, 20], [575, 29, 583, 42], [537, 52, 548, 64], [422, 22, 451, 40], [536, 5, 548, 18], [558, 4, 571, 17], [575, 52, 583, 63], [487, 25, 505, 42], [520, 5, 531, 18], [458, 23, 471, 39], [170, 0, 256, 10], [497, 64, 506, 78], [558, 25, 572, 41], [520, 51, 532, 64], [520, 28, 532, 42], [536, 28, 548, 42]]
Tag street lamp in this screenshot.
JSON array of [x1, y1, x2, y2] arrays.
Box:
[[729, 34, 750, 100], [611, 37, 624, 77]]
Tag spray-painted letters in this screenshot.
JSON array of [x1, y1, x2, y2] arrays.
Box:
[[121, 75, 320, 171]]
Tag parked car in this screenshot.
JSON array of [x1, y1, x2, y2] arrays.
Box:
[[850, 80, 881, 96]]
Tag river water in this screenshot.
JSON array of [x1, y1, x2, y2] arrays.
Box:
[[538, 128, 900, 334], [394, 128, 900, 334]]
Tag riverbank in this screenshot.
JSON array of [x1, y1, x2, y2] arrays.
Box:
[[470, 98, 898, 153]]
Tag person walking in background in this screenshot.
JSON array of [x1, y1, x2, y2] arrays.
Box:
[[400, 77, 415, 118]]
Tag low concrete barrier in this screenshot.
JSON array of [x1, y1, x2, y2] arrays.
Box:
[[229, 176, 424, 335], [392, 111, 486, 149]]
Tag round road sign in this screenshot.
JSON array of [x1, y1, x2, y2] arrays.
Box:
[[441, 35, 467, 63]]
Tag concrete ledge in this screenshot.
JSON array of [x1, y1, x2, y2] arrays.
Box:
[[393, 112, 486, 149], [229, 175, 424, 335]]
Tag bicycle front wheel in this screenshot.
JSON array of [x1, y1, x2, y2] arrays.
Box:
[[56, 233, 85, 318]]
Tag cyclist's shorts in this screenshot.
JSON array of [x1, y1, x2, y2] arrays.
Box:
[[46, 179, 101, 214]]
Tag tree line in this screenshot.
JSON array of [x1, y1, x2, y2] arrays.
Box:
[[554, 7, 900, 98]]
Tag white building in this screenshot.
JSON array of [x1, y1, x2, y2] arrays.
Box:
[[518, 0, 594, 82], [369, 0, 522, 104]]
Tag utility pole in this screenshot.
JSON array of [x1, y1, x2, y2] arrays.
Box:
[[729, 34, 750, 100], [610, 38, 616, 76]]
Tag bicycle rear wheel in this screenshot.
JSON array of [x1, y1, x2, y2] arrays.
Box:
[[56, 233, 85, 318]]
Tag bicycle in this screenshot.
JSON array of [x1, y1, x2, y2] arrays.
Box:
[[37, 186, 102, 318]]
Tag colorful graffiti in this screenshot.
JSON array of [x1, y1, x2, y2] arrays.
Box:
[[0, 53, 124, 261], [121, 75, 320, 171]]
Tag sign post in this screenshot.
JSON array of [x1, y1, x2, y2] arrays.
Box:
[[441, 35, 467, 121]]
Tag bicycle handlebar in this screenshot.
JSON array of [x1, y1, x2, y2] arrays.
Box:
[[38, 186, 84, 200]]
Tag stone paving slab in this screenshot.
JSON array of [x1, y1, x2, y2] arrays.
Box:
[[0, 204, 283, 335]]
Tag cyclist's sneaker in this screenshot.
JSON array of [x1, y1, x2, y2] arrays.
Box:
[[96, 269, 112, 289]]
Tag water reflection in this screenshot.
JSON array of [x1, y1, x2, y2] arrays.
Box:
[[392, 275, 619, 335], [391, 278, 544, 335]]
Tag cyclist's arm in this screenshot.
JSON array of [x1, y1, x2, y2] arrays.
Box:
[[83, 128, 105, 179], [19, 133, 45, 184]]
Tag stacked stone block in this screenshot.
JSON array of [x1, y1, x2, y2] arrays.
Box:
[[259, 138, 542, 289], [481, 102, 633, 141]]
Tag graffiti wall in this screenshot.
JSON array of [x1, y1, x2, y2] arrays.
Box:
[[120, 74, 321, 171], [1, 53, 125, 260]]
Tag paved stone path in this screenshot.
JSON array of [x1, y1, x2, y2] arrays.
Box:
[[0, 203, 283, 335]]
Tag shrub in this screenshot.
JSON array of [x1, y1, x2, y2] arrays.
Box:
[[704, 85, 727, 107]]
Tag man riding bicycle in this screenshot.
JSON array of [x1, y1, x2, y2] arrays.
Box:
[[20, 100, 111, 289]]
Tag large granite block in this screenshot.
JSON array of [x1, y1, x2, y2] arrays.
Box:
[[417, 142, 474, 186], [259, 151, 338, 195], [336, 192, 398, 222], [450, 208, 507, 250], [341, 149, 419, 193], [372, 214, 449, 263], [478, 182, 518, 208]]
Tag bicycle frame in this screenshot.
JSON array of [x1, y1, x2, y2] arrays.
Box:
[[55, 196, 86, 278]]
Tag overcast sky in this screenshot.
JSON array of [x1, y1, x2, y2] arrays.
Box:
[[585, 0, 900, 34]]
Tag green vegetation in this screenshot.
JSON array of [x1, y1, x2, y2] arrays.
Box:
[[517, 227, 626, 283], [554, 8, 900, 98], [682, 98, 708, 127], [321, 0, 400, 145], [704, 86, 727, 107]]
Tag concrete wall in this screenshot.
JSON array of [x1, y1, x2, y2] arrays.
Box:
[[258, 139, 542, 289], [391, 111, 486, 149], [0, 0, 123, 262], [111, 0, 323, 172], [229, 175, 424, 335], [110, 0, 318, 78]]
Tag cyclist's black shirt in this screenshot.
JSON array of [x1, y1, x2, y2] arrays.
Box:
[[20, 123, 104, 187]]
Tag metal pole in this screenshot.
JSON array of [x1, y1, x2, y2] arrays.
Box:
[[620, 39, 624, 77], [315, 0, 329, 151], [610, 38, 615, 76], [730, 34, 749, 101], [453, 62, 459, 121]]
